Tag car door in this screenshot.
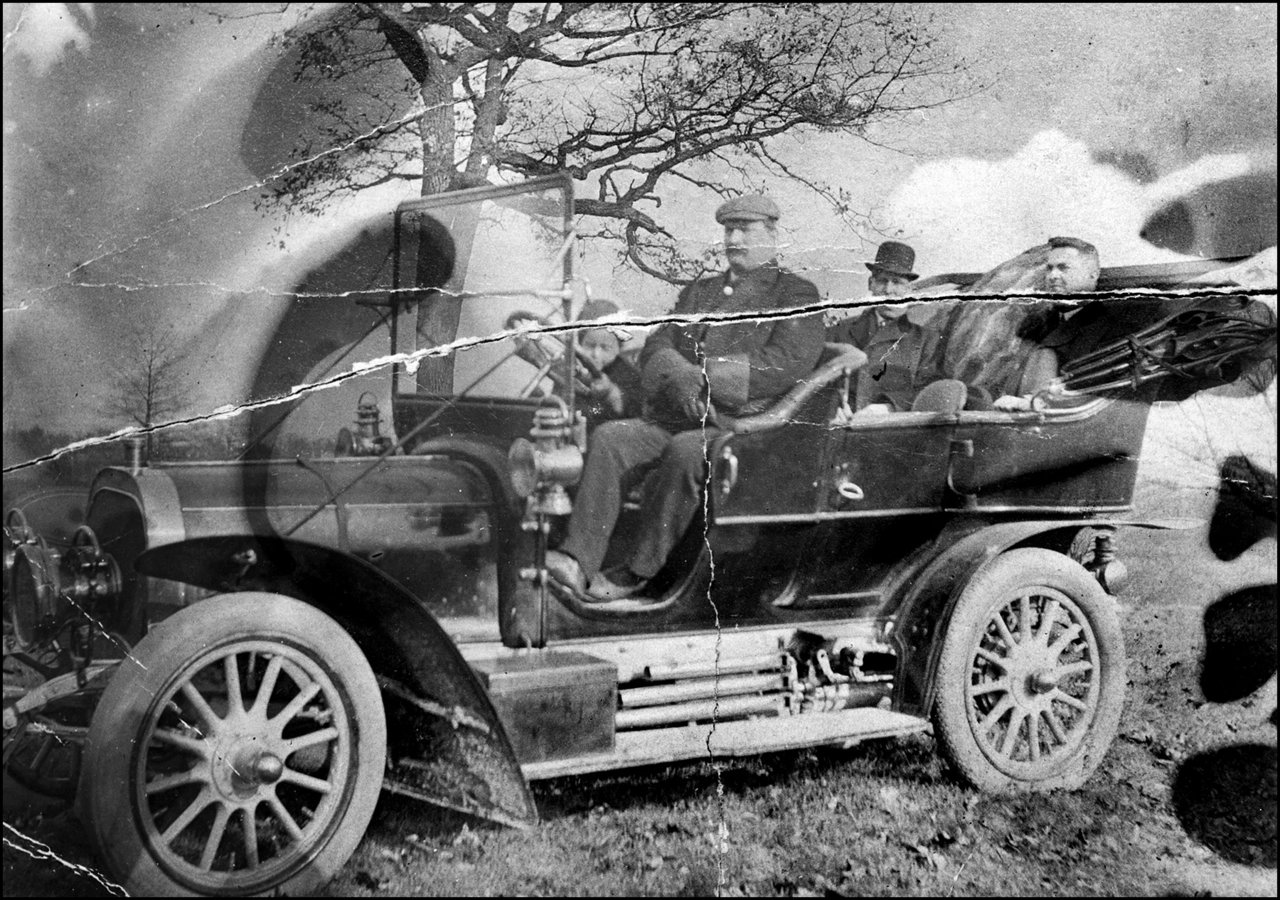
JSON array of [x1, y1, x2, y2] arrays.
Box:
[[820, 413, 958, 518], [710, 411, 958, 524]]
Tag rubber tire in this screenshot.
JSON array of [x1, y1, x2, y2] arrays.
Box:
[[932, 548, 1125, 792], [79, 593, 386, 896]]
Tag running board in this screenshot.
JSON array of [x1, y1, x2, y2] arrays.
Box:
[[521, 707, 929, 781]]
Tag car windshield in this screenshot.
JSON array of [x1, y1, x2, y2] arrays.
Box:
[[393, 174, 574, 398], [239, 175, 573, 458]]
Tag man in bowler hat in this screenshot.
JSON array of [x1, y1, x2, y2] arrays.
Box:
[[546, 194, 826, 601], [866, 240, 920, 297], [830, 240, 946, 412]]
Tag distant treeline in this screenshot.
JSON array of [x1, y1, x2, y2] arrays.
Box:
[[2, 421, 339, 510]]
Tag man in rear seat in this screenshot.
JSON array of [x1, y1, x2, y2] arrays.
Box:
[[546, 194, 825, 602], [991, 236, 1102, 410], [828, 240, 951, 413]]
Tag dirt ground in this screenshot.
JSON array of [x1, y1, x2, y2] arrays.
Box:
[[3, 526, 1275, 898]]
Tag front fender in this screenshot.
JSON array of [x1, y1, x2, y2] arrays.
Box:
[[136, 534, 537, 826]]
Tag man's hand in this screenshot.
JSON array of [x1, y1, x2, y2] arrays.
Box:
[[852, 403, 894, 417], [668, 366, 708, 420], [996, 378, 1065, 412], [586, 373, 613, 397], [677, 393, 708, 421], [994, 394, 1032, 411], [588, 374, 624, 415]]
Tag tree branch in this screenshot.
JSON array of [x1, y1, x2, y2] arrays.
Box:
[[261, 2, 977, 282], [359, 3, 430, 83]]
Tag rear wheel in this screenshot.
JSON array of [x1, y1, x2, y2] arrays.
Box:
[[80, 593, 386, 896], [932, 548, 1124, 792]]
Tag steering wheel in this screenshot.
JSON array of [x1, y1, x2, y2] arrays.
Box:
[[506, 311, 604, 400]]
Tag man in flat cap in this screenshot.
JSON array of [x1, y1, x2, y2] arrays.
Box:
[[546, 193, 825, 601]]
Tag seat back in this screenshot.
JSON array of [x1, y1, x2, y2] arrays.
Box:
[[730, 343, 866, 435]]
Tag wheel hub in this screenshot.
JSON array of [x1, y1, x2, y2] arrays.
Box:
[[1004, 644, 1063, 712], [222, 741, 285, 793], [252, 751, 284, 785], [213, 733, 283, 798], [1029, 670, 1059, 694]]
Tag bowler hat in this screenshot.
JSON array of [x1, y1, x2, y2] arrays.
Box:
[[715, 194, 780, 224], [865, 241, 919, 281]]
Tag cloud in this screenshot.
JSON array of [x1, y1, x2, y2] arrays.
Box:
[[9, 3, 94, 76], [878, 130, 1262, 272]]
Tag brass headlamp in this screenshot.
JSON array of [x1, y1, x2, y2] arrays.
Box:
[[508, 397, 584, 516]]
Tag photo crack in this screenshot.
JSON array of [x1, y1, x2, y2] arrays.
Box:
[[3, 3, 1275, 898]]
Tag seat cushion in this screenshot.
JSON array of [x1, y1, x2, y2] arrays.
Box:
[[911, 378, 968, 414]]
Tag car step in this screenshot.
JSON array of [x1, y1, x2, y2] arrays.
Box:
[[521, 706, 929, 781]]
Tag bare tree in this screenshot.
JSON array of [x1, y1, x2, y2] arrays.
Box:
[[109, 323, 184, 458], [232, 2, 973, 389], [255, 3, 972, 268]]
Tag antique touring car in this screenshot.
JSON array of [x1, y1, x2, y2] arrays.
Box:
[[3, 175, 1275, 895]]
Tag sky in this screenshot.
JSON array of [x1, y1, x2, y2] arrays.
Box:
[[2, 3, 1276, 476]]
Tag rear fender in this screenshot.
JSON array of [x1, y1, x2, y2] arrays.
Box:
[[135, 534, 537, 826], [890, 518, 1179, 716]]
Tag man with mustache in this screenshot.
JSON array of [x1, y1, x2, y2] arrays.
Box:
[[546, 194, 825, 601]]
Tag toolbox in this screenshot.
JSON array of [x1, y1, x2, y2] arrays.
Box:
[[470, 651, 617, 763]]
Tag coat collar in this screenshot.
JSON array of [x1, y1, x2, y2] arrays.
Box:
[[722, 260, 783, 290], [871, 302, 942, 329]]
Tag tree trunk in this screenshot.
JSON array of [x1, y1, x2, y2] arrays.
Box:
[[143, 379, 156, 460], [416, 51, 464, 393], [465, 59, 505, 181]]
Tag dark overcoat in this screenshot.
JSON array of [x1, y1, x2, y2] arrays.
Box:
[[639, 263, 825, 430]]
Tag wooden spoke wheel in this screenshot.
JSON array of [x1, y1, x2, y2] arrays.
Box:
[[933, 549, 1125, 792], [80, 593, 386, 896]]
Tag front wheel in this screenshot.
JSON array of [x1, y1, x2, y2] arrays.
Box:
[[80, 593, 386, 896], [932, 548, 1125, 792]]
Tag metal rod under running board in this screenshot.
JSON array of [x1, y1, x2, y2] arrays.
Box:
[[619, 673, 786, 709], [615, 693, 783, 730], [642, 653, 783, 682]]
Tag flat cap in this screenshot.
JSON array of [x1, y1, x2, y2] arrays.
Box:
[[715, 194, 780, 224], [577, 299, 620, 321]]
